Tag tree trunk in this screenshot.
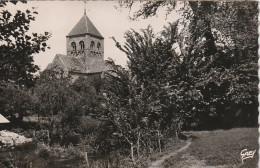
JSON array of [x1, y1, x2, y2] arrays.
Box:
[[157, 130, 162, 153], [188, 1, 217, 57], [130, 143, 135, 164], [137, 132, 140, 158], [124, 135, 136, 164], [85, 152, 90, 168], [175, 129, 179, 140]]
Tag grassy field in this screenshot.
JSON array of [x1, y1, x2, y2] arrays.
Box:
[[163, 128, 258, 168]]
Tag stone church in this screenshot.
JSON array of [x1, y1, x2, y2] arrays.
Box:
[[46, 13, 109, 80]]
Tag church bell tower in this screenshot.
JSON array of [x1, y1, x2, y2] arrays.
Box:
[[45, 2, 108, 77], [66, 12, 104, 64]]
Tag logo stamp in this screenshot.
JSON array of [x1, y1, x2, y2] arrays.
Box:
[[240, 149, 256, 163]]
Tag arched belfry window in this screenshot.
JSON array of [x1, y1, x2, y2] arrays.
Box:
[[79, 41, 85, 50], [71, 42, 76, 51], [90, 41, 95, 49], [97, 42, 101, 50]]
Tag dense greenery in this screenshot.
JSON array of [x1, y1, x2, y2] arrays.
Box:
[[0, 82, 36, 123], [99, 1, 258, 162], [0, 1, 257, 167], [116, 1, 258, 130], [0, 1, 50, 87], [32, 70, 103, 146], [0, 0, 50, 122]]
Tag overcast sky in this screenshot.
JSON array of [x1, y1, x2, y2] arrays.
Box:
[[5, 1, 180, 71]]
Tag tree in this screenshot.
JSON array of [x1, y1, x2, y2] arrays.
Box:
[[99, 2, 258, 164], [118, 1, 258, 129], [33, 70, 82, 143], [33, 70, 105, 145], [0, 82, 36, 123], [72, 76, 103, 117], [102, 60, 142, 162], [111, 24, 185, 133], [0, 1, 51, 87], [102, 24, 199, 161]]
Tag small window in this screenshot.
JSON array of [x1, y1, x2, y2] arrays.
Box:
[[97, 42, 101, 50], [79, 41, 85, 50], [90, 41, 95, 49], [71, 42, 76, 51]]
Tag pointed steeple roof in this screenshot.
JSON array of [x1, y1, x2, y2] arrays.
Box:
[[67, 15, 103, 39]]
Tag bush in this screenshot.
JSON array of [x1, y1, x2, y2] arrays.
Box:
[[39, 149, 50, 159], [76, 116, 101, 135], [0, 83, 36, 124]]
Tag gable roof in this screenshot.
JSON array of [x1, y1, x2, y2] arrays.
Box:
[[58, 54, 86, 72], [46, 54, 85, 72], [67, 15, 103, 39], [46, 54, 109, 74], [85, 59, 110, 74]]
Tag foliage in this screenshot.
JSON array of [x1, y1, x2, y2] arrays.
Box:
[[72, 76, 103, 116], [32, 70, 106, 148], [102, 60, 144, 161], [118, 1, 258, 129], [0, 1, 50, 87], [118, 1, 176, 20], [0, 1, 257, 166], [99, 1, 258, 162], [180, 1, 258, 128], [0, 82, 36, 123], [102, 24, 196, 161], [33, 70, 81, 144]]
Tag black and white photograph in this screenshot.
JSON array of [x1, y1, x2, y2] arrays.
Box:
[[0, 1, 258, 168]]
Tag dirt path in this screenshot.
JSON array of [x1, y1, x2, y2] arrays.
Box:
[[148, 141, 191, 168]]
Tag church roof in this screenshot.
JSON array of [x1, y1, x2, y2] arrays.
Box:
[[46, 54, 109, 74], [85, 58, 110, 73], [67, 15, 103, 39], [45, 54, 85, 72], [58, 54, 85, 72]]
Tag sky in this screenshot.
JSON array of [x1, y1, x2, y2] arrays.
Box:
[[4, 1, 180, 71]]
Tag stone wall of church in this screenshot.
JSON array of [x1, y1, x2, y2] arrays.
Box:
[[66, 36, 87, 61], [66, 34, 104, 64], [70, 71, 102, 83], [85, 35, 104, 63]]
